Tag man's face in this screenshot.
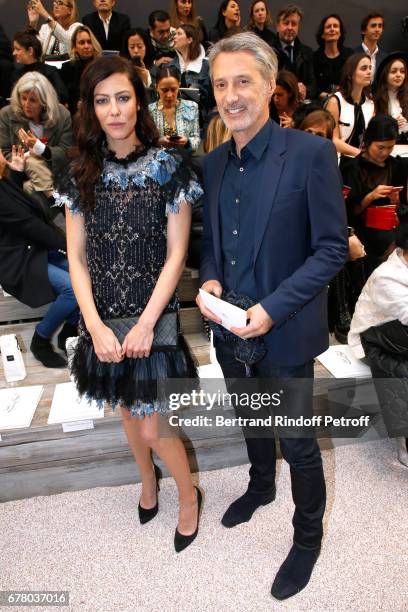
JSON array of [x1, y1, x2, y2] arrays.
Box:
[[93, 0, 115, 11], [150, 19, 171, 43], [362, 17, 384, 44], [212, 51, 274, 141], [276, 13, 300, 44]]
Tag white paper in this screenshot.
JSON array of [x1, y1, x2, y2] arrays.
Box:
[[48, 382, 104, 424], [391, 144, 408, 158], [317, 345, 372, 378], [199, 289, 247, 331], [0, 385, 43, 430], [198, 362, 225, 378], [62, 420, 95, 433]]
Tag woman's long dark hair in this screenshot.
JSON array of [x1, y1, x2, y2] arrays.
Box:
[[213, 0, 238, 38], [375, 57, 408, 120], [177, 24, 201, 61], [121, 28, 155, 69], [73, 56, 159, 211], [339, 52, 372, 100]]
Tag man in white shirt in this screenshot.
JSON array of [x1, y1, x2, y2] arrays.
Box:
[[355, 12, 388, 79]]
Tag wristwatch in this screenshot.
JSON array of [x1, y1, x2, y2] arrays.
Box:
[[45, 15, 53, 23]]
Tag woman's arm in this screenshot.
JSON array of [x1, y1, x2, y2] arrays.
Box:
[[353, 185, 394, 215], [325, 96, 361, 157], [122, 202, 192, 358], [66, 208, 123, 363]]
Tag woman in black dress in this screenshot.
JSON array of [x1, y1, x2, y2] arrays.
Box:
[[313, 14, 353, 100], [246, 0, 276, 48], [56, 56, 203, 551]]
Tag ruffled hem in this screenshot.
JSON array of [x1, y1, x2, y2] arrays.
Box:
[[70, 335, 197, 414]]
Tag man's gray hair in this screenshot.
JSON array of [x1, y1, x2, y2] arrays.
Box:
[[208, 32, 278, 83]]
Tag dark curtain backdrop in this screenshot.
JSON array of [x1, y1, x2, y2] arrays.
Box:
[[2, 1, 408, 51]]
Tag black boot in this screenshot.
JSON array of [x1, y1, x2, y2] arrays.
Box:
[[30, 331, 67, 368], [57, 322, 78, 353], [271, 544, 320, 600]]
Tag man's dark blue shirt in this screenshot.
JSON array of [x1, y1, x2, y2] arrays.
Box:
[[219, 118, 272, 301]]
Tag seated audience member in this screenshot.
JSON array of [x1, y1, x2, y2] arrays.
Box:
[[297, 108, 366, 342], [247, 0, 276, 48], [27, 0, 81, 59], [82, 0, 131, 52], [203, 113, 231, 153], [60, 26, 102, 115], [121, 28, 154, 86], [148, 10, 177, 66], [349, 205, 408, 467], [149, 65, 200, 152], [0, 147, 79, 368], [274, 4, 316, 100], [209, 0, 241, 44], [270, 70, 300, 127], [169, 0, 208, 46], [342, 115, 407, 303], [313, 14, 353, 100], [355, 12, 388, 80], [0, 72, 72, 215], [0, 24, 13, 100], [374, 52, 408, 143], [162, 25, 212, 116], [12, 30, 68, 104], [325, 52, 374, 167]]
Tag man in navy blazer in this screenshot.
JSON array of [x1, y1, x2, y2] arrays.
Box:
[[197, 32, 348, 600], [83, 0, 130, 51]]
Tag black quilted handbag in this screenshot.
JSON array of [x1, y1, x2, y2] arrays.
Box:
[[104, 312, 179, 351]]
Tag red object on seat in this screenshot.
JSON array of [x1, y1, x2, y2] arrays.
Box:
[[365, 205, 400, 230]]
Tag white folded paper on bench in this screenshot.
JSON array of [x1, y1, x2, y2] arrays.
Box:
[[316, 345, 372, 378], [48, 382, 104, 424], [0, 385, 43, 430]]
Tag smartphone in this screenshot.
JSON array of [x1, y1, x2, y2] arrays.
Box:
[[132, 56, 142, 67], [390, 186, 404, 191], [342, 185, 351, 198], [169, 135, 182, 142]]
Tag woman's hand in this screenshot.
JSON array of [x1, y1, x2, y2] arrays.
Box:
[[159, 135, 173, 147], [370, 184, 393, 200], [279, 113, 293, 129], [27, 1, 40, 26], [397, 114, 407, 130], [122, 321, 154, 359], [18, 128, 38, 150], [30, 0, 48, 20], [0, 146, 25, 174], [173, 135, 188, 146], [90, 323, 123, 363]]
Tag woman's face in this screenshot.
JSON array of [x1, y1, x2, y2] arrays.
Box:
[[177, 0, 192, 18], [173, 27, 192, 51], [322, 17, 341, 43], [387, 60, 406, 90], [52, 0, 73, 22], [366, 139, 395, 165], [20, 89, 43, 122], [272, 85, 291, 113], [127, 34, 146, 61], [94, 73, 138, 147], [157, 76, 180, 109], [252, 2, 267, 27], [13, 41, 33, 64], [353, 57, 372, 88], [223, 1, 240, 25], [304, 124, 329, 138], [74, 31, 94, 59]]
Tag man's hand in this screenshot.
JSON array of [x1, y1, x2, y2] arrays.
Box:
[[154, 56, 174, 67], [122, 321, 154, 359], [196, 280, 222, 324], [230, 303, 274, 339]]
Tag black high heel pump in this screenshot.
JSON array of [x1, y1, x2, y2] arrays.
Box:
[[174, 486, 203, 552], [138, 464, 162, 525]]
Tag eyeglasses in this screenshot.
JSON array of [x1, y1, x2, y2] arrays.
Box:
[[53, 0, 71, 6]]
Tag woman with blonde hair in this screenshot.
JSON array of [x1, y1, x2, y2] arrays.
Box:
[[203, 114, 231, 153], [61, 26, 102, 114], [0, 71, 72, 211], [27, 0, 82, 58]]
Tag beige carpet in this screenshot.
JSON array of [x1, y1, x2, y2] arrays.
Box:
[[1, 439, 407, 612]]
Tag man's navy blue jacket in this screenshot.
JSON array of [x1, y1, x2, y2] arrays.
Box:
[[200, 121, 348, 366]]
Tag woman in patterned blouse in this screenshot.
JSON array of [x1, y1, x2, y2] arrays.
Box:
[[149, 65, 200, 152]]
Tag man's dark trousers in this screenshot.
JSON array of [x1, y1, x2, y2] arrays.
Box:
[[215, 338, 325, 550]]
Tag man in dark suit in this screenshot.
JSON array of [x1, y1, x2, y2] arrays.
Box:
[[355, 12, 388, 80], [273, 4, 316, 100], [83, 0, 130, 52], [197, 32, 348, 600]]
